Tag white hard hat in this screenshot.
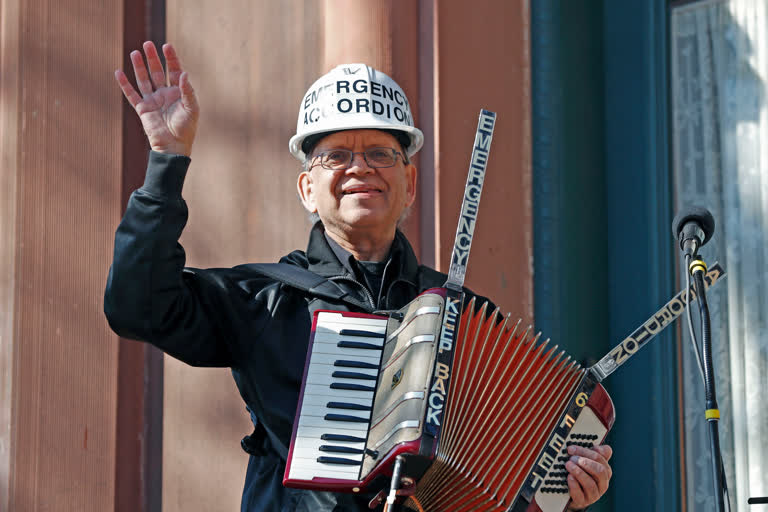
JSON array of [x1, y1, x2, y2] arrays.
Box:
[[289, 63, 424, 161]]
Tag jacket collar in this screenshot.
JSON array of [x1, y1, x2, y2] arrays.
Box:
[[323, 231, 360, 276], [305, 222, 420, 287]]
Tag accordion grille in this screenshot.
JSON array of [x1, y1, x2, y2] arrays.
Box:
[[409, 297, 586, 512]]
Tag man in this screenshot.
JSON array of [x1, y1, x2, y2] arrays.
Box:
[[106, 41, 612, 512]]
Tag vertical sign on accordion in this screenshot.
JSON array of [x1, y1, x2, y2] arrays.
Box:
[[446, 109, 496, 290]]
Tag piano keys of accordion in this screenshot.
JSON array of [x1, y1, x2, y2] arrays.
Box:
[[284, 310, 390, 491], [284, 292, 447, 493]]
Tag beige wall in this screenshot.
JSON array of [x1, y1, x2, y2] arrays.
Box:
[[0, 0, 124, 509], [433, 0, 532, 318], [0, 0, 20, 506]]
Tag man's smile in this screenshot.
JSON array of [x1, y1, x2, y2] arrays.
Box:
[[341, 185, 384, 195]]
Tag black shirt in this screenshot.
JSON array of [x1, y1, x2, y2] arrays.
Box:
[[323, 233, 388, 306]]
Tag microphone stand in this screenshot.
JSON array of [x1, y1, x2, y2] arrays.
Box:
[[689, 257, 726, 512]]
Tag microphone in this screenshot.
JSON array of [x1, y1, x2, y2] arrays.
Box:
[[672, 206, 716, 258]]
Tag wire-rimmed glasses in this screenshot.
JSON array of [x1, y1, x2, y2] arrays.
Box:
[[309, 147, 406, 170]]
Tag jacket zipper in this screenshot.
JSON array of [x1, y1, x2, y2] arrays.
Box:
[[328, 275, 377, 310], [378, 258, 394, 309]]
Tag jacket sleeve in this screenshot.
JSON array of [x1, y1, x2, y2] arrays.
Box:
[[104, 151, 236, 367]]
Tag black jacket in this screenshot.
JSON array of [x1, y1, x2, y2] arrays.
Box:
[[104, 151, 460, 512]]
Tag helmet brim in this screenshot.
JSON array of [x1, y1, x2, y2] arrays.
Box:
[[289, 125, 424, 162]]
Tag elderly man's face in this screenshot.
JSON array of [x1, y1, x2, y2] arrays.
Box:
[[297, 129, 417, 238]]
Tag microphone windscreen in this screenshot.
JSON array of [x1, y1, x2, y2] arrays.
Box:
[[672, 206, 716, 245]]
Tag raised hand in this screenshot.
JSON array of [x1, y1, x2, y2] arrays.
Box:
[[115, 42, 199, 156]]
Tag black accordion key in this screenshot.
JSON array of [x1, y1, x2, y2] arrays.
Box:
[[331, 371, 378, 381], [334, 360, 379, 369], [330, 383, 376, 392], [339, 329, 384, 338], [337, 341, 381, 350], [319, 445, 365, 455], [327, 401, 372, 411], [316, 456, 361, 466], [320, 433, 367, 443], [325, 414, 370, 423]]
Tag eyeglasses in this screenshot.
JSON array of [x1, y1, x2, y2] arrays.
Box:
[[309, 147, 407, 170]]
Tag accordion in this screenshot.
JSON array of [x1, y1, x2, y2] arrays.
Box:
[[283, 287, 614, 512]]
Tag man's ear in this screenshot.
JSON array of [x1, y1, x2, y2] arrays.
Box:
[[404, 163, 418, 208], [297, 170, 317, 212]]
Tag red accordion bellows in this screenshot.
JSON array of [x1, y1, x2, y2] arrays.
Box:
[[407, 297, 589, 512]]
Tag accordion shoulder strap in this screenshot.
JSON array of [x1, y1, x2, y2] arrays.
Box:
[[245, 263, 372, 311]]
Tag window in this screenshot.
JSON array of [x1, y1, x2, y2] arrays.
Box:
[[671, 1, 768, 509]]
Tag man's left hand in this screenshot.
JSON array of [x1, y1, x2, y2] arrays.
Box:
[[565, 444, 613, 510]]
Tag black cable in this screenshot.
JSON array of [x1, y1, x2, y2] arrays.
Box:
[[693, 266, 727, 512], [682, 255, 730, 511], [723, 461, 731, 512], [684, 254, 706, 384]]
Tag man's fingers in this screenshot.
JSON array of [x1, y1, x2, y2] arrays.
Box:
[[143, 41, 167, 89], [573, 456, 611, 492], [564, 444, 613, 507], [130, 50, 154, 97], [566, 445, 612, 500], [179, 72, 199, 114], [595, 444, 613, 461], [566, 460, 600, 503], [163, 44, 183, 87], [568, 445, 611, 467], [115, 69, 143, 109], [567, 445, 613, 483], [566, 473, 586, 508]]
